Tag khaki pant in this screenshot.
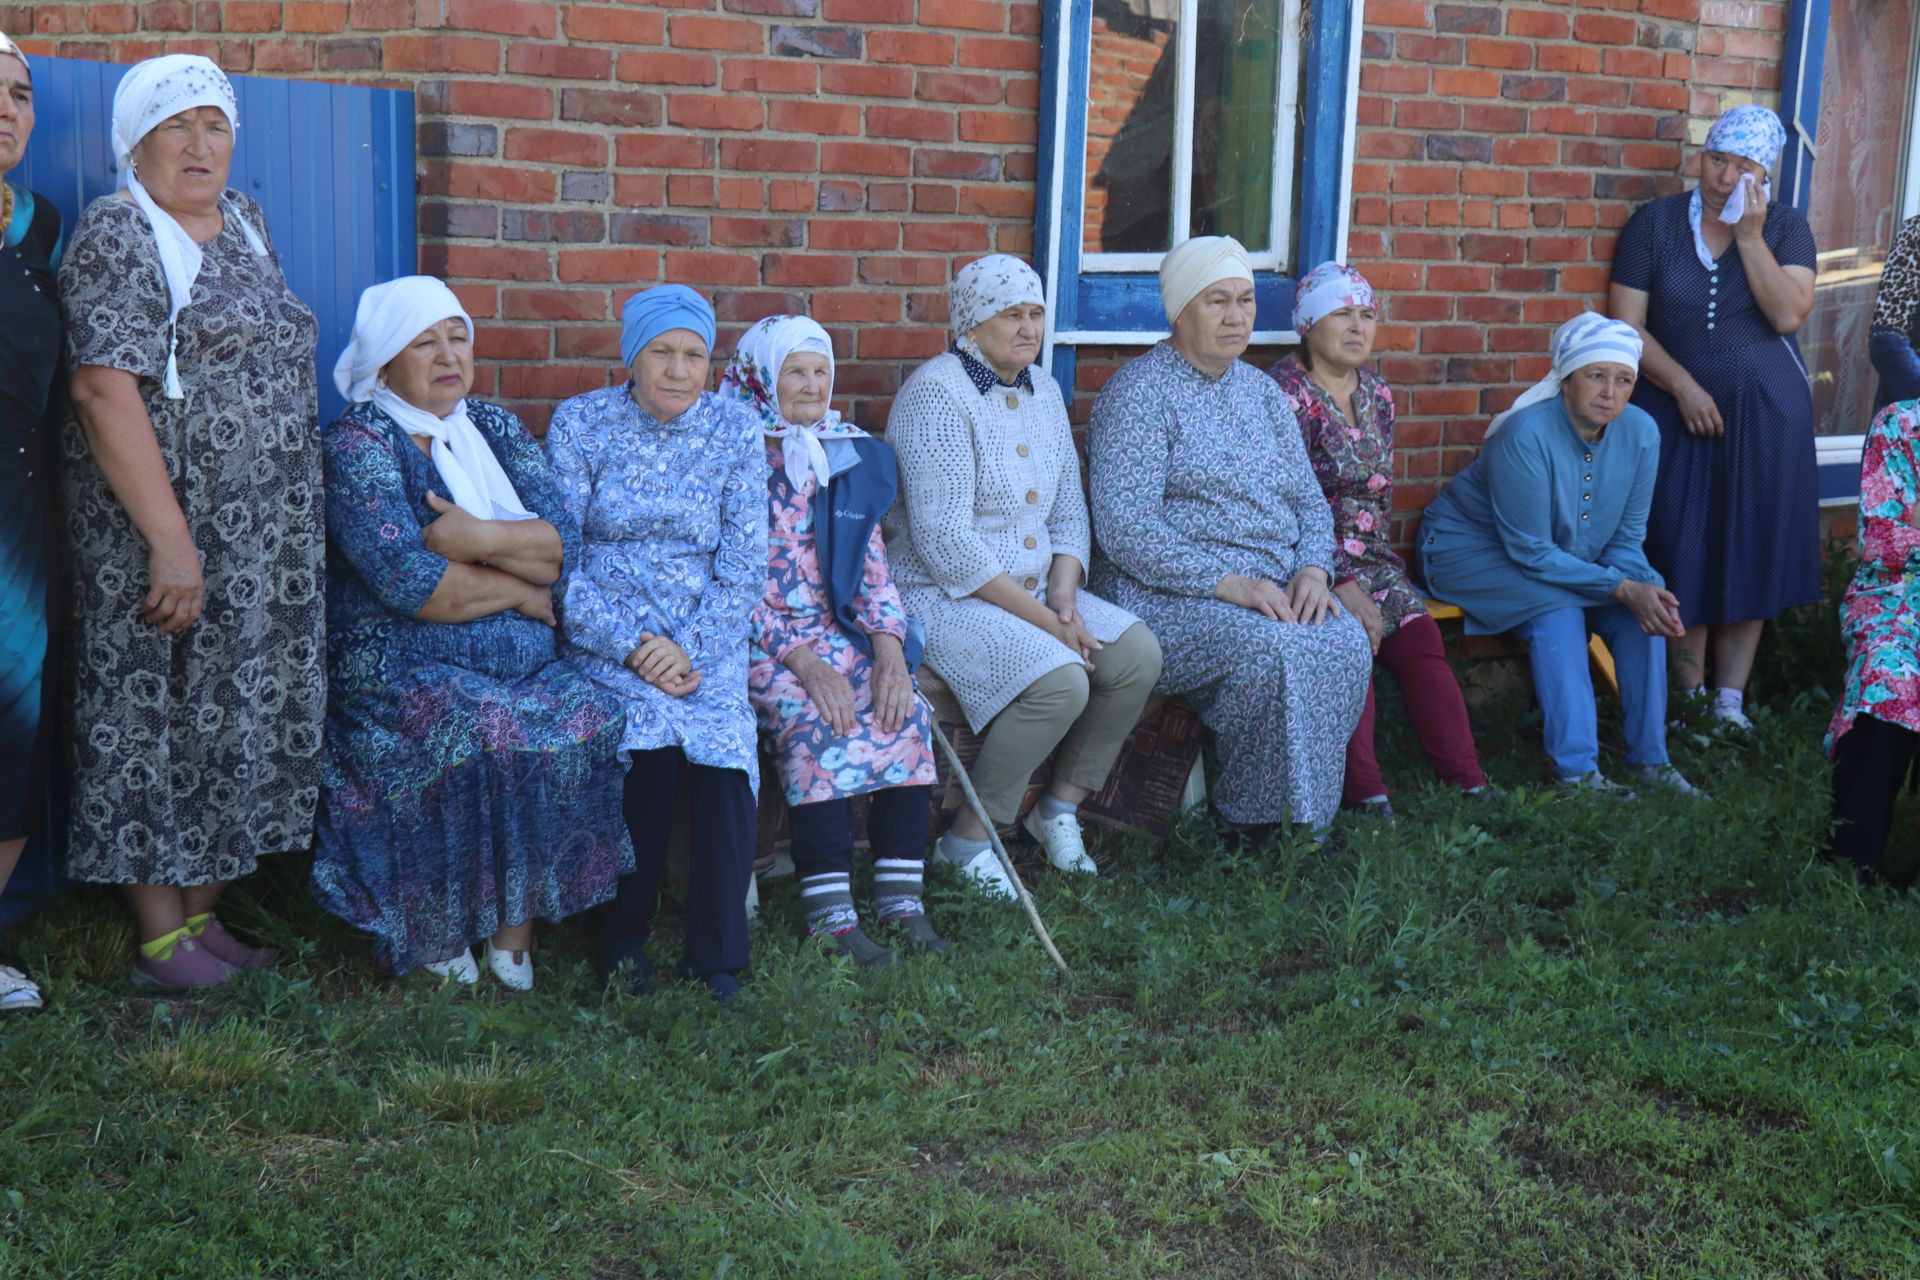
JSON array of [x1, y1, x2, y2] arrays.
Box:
[[967, 623, 1163, 823]]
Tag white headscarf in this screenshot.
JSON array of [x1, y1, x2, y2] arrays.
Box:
[[333, 276, 533, 522], [1159, 235, 1253, 325], [949, 254, 1045, 362], [716, 314, 867, 491], [1484, 312, 1644, 438], [1688, 104, 1789, 270], [111, 54, 266, 400]]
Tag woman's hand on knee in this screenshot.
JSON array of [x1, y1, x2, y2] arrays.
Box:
[[870, 634, 915, 735], [1333, 580, 1383, 653], [1214, 572, 1296, 622], [1612, 579, 1684, 638], [1285, 567, 1340, 626], [786, 646, 858, 735]]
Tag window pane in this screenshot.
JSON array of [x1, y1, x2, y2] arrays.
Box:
[[1083, 0, 1180, 255], [1191, 0, 1282, 252], [1800, 0, 1916, 436]]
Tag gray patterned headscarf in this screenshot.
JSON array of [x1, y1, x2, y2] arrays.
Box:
[[949, 254, 1045, 360]]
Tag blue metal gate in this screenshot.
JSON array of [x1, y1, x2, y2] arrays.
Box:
[[5, 59, 417, 911]]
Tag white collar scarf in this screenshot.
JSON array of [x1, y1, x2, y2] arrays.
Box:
[[334, 275, 532, 522], [718, 314, 867, 491]]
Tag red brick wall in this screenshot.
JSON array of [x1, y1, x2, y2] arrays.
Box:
[[5, 0, 1792, 496], [4, 0, 1045, 431]]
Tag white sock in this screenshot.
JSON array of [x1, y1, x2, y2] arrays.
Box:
[[1713, 687, 1744, 716]]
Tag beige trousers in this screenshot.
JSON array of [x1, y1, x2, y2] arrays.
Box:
[[966, 623, 1163, 823]]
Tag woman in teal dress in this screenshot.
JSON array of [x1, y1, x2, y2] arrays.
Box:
[[0, 32, 60, 1012], [312, 277, 633, 988]]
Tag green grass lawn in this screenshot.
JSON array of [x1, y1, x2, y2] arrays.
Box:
[[3, 602, 1918, 1278]]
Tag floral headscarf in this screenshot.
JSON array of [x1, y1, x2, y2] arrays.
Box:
[[718, 314, 867, 490], [1293, 262, 1375, 332], [949, 254, 1045, 362]]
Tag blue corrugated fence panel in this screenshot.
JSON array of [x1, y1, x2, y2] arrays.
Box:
[[4, 58, 415, 918]]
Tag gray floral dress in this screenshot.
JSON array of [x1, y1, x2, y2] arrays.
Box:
[[58, 192, 324, 885], [1087, 343, 1372, 829]]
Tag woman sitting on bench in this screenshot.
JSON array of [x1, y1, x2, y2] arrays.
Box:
[[1415, 313, 1700, 798]]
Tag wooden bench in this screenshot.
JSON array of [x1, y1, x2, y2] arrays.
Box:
[[1423, 599, 1619, 698]]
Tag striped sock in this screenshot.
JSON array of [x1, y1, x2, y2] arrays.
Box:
[[799, 872, 859, 936], [873, 858, 926, 922]]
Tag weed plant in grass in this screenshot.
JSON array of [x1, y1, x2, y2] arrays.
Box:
[[2, 595, 1919, 1277]]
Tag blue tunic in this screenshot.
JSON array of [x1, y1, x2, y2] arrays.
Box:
[[547, 385, 767, 786], [1611, 191, 1820, 627], [312, 401, 634, 973], [1416, 397, 1663, 635]]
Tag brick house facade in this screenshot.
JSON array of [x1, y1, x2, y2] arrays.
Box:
[[3, 0, 1796, 538]]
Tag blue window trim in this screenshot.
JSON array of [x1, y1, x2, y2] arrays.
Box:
[[1781, 0, 1869, 503], [1034, 0, 1365, 402]]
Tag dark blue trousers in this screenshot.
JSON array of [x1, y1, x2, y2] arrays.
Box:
[[593, 747, 755, 980], [785, 785, 932, 881]]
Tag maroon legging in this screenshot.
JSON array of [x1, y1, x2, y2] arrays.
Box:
[[1343, 612, 1486, 805]]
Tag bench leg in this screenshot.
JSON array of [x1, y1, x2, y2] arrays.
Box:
[[1179, 756, 1209, 814], [1587, 634, 1620, 699]]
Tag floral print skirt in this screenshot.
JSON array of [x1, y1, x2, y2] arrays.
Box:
[[749, 629, 939, 808], [312, 657, 634, 974]]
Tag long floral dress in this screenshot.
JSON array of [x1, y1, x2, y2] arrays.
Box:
[[1269, 359, 1429, 636], [57, 191, 324, 886], [312, 401, 634, 973], [547, 385, 766, 786], [749, 440, 939, 807], [1828, 401, 1920, 753], [1087, 343, 1372, 828]]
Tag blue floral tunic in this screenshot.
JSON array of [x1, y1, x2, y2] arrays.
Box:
[[547, 385, 767, 787], [312, 400, 634, 974], [1087, 343, 1372, 828]]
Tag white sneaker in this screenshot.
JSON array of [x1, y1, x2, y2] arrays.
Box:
[[1021, 807, 1099, 875], [1632, 763, 1708, 799], [485, 942, 534, 991], [422, 949, 480, 985], [0, 964, 42, 1012], [1712, 706, 1754, 733], [938, 837, 1017, 900]]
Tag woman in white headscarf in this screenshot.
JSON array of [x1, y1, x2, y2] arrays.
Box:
[[718, 315, 946, 965], [1088, 237, 1371, 841], [1609, 104, 1819, 731], [1416, 314, 1701, 798], [58, 54, 322, 987], [884, 255, 1161, 894], [311, 276, 631, 989]]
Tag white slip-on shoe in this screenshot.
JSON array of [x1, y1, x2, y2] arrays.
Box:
[[1712, 706, 1755, 734], [938, 838, 1017, 900], [0, 964, 42, 1012], [485, 943, 534, 992], [422, 949, 480, 985], [1021, 807, 1099, 875]]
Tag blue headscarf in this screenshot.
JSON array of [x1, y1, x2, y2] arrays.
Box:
[[620, 284, 716, 371], [1484, 312, 1643, 438], [1704, 104, 1787, 170]]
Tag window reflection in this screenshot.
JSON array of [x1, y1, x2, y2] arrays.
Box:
[[1083, 0, 1179, 255]]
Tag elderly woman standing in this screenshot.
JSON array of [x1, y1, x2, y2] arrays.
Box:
[[1610, 104, 1819, 730], [549, 285, 765, 1001], [885, 255, 1161, 892], [0, 33, 60, 1011], [1270, 263, 1488, 820], [1089, 237, 1371, 837], [59, 55, 322, 987], [1417, 315, 1699, 797], [313, 278, 632, 987], [719, 315, 946, 965], [1824, 401, 1920, 885]]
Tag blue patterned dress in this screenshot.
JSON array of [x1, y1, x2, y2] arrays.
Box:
[[1087, 343, 1373, 828], [546, 386, 767, 787], [312, 401, 634, 973]]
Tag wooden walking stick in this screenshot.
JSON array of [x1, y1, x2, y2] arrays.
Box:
[[920, 695, 1072, 979]]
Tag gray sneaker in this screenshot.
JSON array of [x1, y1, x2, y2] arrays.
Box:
[[1631, 763, 1707, 798], [1556, 770, 1638, 800], [822, 926, 896, 968]]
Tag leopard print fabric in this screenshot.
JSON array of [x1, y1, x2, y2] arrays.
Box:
[[1872, 214, 1920, 337]]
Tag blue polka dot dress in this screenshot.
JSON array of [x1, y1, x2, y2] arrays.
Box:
[[1611, 192, 1820, 627]]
